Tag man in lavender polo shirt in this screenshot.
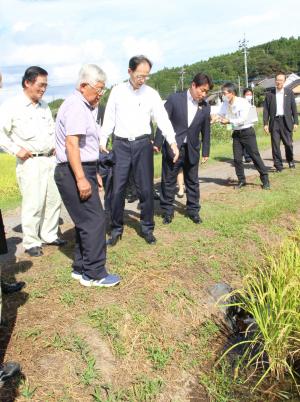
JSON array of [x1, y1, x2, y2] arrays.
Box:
[[54, 64, 120, 288]]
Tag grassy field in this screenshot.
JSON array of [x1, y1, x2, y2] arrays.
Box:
[[1, 166, 300, 401]]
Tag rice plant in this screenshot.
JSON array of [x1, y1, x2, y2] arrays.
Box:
[[220, 235, 300, 393]]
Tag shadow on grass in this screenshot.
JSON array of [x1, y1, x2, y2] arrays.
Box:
[[0, 235, 31, 401]]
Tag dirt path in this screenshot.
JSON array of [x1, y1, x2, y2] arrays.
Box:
[[2, 140, 300, 261]]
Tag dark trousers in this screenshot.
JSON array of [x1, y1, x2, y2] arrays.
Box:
[[0, 210, 8, 255], [54, 164, 107, 280], [160, 143, 200, 216], [271, 117, 293, 169], [111, 136, 154, 236], [242, 146, 251, 161], [232, 127, 268, 183], [126, 170, 138, 199]]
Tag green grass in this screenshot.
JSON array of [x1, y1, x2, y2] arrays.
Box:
[[0, 153, 21, 210], [91, 376, 164, 402], [199, 360, 239, 402], [7, 145, 300, 400]]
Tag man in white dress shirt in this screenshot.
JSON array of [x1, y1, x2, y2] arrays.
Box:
[[0, 66, 64, 257], [218, 82, 270, 189], [263, 73, 298, 171], [100, 55, 179, 246]]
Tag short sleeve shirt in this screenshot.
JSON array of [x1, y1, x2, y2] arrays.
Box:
[[55, 90, 100, 163]]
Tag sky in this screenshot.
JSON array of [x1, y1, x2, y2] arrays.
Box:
[[0, 0, 299, 102]]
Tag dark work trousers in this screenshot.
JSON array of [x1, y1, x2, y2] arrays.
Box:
[[54, 163, 107, 280], [160, 143, 200, 216], [242, 145, 251, 161], [271, 116, 294, 169], [126, 169, 138, 199], [111, 136, 154, 236], [232, 127, 268, 183]]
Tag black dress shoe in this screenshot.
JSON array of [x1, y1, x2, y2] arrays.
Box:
[[1, 281, 26, 294], [275, 167, 283, 172], [244, 158, 252, 163], [162, 214, 173, 224], [0, 362, 21, 382], [236, 181, 246, 189], [25, 246, 43, 257], [106, 233, 122, 247], [188, 214, 202, 224], [288, 161, 295, 169], [262, 180, 271, 190], [142, 232, 156, 245], [45, 238, 67, 246]]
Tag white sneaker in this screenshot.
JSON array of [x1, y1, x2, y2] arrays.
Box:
[[71, 271, 82, 280], [80, 274, 120, 287]]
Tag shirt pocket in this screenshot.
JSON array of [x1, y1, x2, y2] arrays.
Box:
[[13, 116, 36, 140]]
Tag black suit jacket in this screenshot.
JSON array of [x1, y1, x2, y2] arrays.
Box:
[[154, 91, 211, 165], [263, 88, 298, 132]]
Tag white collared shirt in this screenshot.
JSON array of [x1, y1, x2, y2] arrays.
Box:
[[219, 96, 252, 130], [184, 89, 199, 142], [0, 92, 55, 155], [187, 89, 198, 127], [100, 81, 175, 146], [276, 88, 284, 116]]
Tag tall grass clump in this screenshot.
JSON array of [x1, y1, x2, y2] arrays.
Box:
[[220, 235, 300, 393]]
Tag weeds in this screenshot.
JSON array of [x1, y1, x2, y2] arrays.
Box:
[[92, 376, 164, 401], [199, 360, 238, 402], [20, 380, 38, 399], [88, 305, 127, 357], [147, 345, 173, 370]]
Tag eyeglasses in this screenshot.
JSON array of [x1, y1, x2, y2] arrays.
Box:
[[88, 83, 106, 95], [133, 74, 150, 81]]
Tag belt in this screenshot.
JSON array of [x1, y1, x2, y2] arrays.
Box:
[[32, 151, 54, 157], [233, 127, 252, 133], [275, 115, 284, 119], [57, 161, 98, 166], [114, 134, 149, 142]]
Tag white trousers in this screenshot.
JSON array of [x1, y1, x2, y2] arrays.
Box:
[[16, 156, 61, 250]]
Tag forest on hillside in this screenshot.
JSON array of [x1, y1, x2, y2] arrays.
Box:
[[148, 36, 300, 98]]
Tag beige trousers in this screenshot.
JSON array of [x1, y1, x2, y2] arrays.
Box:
[[16, 156, 61, 250]]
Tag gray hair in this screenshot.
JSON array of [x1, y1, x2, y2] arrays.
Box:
[[76, 64, 106, 89]]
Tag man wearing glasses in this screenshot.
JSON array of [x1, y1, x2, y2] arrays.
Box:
[[0, 66, 64, 257], [100, 55, 179, 246], [54, 64, 120, 288], [154, 73, 213, 224]]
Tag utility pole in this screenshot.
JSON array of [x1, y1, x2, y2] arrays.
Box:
[[251, 81, 255, 105], [239, 35, 249, 88], [179, 68, 185, 91], [237, 76, 241, 96]]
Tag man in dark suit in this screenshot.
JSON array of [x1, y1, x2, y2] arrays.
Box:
[[263, 72, 298, 171], [154, 73, 213, 224]]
